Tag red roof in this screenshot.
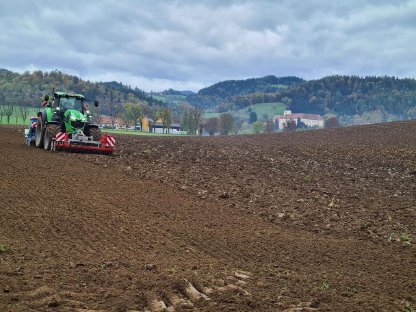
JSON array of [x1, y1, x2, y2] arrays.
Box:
[[274, 113, 323, 120], [100, 115, 125, 126]]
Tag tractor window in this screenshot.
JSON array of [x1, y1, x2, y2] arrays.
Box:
[[60, 97, 83, 111]]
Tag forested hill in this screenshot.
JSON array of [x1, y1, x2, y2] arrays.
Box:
[[198, 75, 304, 98], [187, 75, 416, 121], [186, 75, 304, 111], [2, 69, 416, 122], [286, 75, 416, 119], [0, 69, 163, 115]]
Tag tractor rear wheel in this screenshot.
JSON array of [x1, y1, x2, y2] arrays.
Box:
[[44, 124, 60, 150], [86, 127, 101, 141], [35, 117, 44, 148]]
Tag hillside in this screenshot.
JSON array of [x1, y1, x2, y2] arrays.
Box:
[[2, 69, 416, 126], [198, 75, 303, 99], [186, 75, 303, 111], [186, 75, 416, 124], [287, 75, 416, 122], [204, 102, 286, 121], [0, 69, 163, 116]]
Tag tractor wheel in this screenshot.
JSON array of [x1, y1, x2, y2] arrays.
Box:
[[86, 127, 101, 141], [35, 117, 44, 148], [28, 136, 36, 147], [44, 124, 60, 150], [30, 137, 36, 147]]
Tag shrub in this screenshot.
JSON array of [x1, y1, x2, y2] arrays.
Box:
[[325, 116, 340, 128], [252, 120, 264, 134]]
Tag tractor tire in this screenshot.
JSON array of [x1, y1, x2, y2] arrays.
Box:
[[28, 136, 36, 147], [35, 117, 44, 148], [30, 137, 36, 147], [86, 127, 101, 141], [44, 124, 60, 150]]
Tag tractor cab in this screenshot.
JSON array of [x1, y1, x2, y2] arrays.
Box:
[[52, 92, 99, 122], [58, 95, 84, 112], [46, 92, 98, 134], [53, 92, 87, 114]]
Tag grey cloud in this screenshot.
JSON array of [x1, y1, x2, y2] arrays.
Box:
[[1, 0, 415, 91]]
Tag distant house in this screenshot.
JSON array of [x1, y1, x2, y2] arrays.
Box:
[[274, 110, 324, 130], [98, 115, 183, 133], [141, 116, 183, 134], [141, 116, 153, 132], [152, 120, 182, 134], [99, 115, 125, 129]]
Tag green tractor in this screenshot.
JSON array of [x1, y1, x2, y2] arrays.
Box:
[[34, 91, 115, 154]]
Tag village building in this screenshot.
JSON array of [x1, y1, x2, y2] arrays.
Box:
[[99, 115, 125, 129], [141, 117, 183, 134], [99, 115, 183, 134], [274, 110, 324, 130], [152, 120, 182, 134]]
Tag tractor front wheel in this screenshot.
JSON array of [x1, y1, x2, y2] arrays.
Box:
[[86, 127, 101, 141], [44, 124, 60, 150]]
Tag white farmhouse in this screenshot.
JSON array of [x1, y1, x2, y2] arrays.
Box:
[[274, 110, 324, 130]]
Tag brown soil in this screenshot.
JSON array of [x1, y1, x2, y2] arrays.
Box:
[[0, 122, 415, 312]]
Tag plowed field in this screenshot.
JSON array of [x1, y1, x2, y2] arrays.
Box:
[[1, 122, 415, 312]]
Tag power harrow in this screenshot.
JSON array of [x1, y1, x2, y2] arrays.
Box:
[[25, 91, 116, 155], [52, 130, 115, 155]]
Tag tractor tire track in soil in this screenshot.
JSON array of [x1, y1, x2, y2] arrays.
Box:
[[0, 122, 415, 311]]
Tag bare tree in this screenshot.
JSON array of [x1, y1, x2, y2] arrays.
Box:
[[204, 117, 218, 136], [219, 113, 234, 135], [118, 109, 130, 129], [192, 108, 202, 135], [233, 118, 243, 135], [138, 104, 151, 132], [91, 106, 102, 125], [159, 108, 173, 133], [263, 119, 274, 133], [149, 107, 161, 132], [109, 91, 116, 129], [184, 107, 202, 135], [124, 102, 143, 130], [4, 103, 14, 124], [0, 106, 4, 123], [20, 105, 30, 124], [13, 107, 20, 124]]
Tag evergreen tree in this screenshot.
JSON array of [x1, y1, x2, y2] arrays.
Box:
[[249, 111, 257, 124]]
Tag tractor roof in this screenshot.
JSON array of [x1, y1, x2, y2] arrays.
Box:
[[54, 91, 85, 99]]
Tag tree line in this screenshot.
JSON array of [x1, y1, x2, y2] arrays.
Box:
[[185, 75, 416, 123], [115, 102, 174, 133], [0, 103, 32, 124], [198, 75, 304, 99], [201, 113, 340, 136], [2, 69, 415, 132], [0, 68, 164, 117]]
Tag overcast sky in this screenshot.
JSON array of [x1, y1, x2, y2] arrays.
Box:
[[1, 0, 415, 91]]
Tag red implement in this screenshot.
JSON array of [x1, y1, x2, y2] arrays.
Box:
[[53, 131, 115, 155]]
